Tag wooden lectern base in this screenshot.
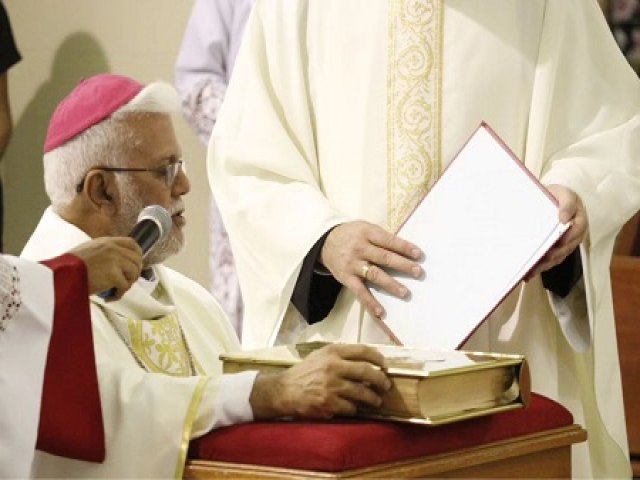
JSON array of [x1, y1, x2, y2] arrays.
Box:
[[185, 424, 586, 479]]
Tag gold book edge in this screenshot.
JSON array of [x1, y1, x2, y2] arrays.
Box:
[[360, 402, 525, 426], [220, 342, 527, 379]]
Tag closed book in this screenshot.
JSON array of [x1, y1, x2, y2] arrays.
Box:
[[221, 342, 530, 425]]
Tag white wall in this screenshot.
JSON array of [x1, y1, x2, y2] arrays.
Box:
[[2, 0, 210, 288]]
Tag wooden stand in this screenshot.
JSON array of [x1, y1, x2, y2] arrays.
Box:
[[613, 212, 640, 475], [611, 254, 640, 477], [185, 425, 585, 479]]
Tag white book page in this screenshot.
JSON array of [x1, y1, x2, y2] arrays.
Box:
[[372, 125, 569, 350]]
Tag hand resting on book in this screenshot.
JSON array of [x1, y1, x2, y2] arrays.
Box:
[[249, 343, 392, 420]]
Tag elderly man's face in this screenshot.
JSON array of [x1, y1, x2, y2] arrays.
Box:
[[112, 113, 190, 266]]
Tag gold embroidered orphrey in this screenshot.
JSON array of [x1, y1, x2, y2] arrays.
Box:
[[103, 306, 202, 377], [128, 314, 197, 376], [387, 0, 443, 232]]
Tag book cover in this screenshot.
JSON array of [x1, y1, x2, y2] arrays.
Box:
[[371, 123, 570, 349], [221, 342, 530, 425]]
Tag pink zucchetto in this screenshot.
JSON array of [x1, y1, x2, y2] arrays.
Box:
[[43, 74, 144, 153]]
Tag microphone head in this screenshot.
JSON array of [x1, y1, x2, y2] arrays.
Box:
[[137, 205, 173, 244]]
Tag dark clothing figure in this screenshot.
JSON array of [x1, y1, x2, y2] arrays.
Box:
[[0, 1, 21, 251]]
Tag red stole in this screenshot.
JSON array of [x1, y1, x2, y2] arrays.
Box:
[[37, 253, 105, 462]]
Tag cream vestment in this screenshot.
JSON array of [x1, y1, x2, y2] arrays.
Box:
[[210, 1, 640, 477], [22, 207, 256, 479]]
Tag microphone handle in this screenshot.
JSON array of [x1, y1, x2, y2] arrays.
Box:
[[98, 287, 117, 300], [98, 219, 163, 299], [130, 219, 162, 255]]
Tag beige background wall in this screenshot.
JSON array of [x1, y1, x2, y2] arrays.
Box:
[[2, 0, 211, 288]]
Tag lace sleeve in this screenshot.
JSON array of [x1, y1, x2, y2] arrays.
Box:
[[0, 256, 21, 332], [181, 76, 228, 146]]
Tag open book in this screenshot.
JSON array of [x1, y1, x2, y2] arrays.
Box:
[[372, 123, 570, 349], [221, 342, 530, 425]]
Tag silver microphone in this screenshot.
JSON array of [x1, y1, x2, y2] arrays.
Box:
[[129, 205, 173, 257]]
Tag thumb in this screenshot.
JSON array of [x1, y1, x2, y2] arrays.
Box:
[[559, 196, 577, 224], [548, 185, 576, 224]]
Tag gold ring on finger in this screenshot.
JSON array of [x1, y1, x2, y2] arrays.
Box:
[[361, 262, 372, 280]]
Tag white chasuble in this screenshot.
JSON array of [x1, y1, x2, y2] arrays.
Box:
[[210, 1, 640, 477]]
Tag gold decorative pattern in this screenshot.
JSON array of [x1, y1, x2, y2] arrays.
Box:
[[128, 313, 195, 376], [387, 0, 443, 231], [100, 280, 203, 376]]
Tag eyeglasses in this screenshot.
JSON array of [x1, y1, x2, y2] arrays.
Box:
[[76, 160, 184, 193]]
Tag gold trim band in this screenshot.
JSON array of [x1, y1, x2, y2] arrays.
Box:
[[387, 0, 443, 232], [175, 376, 210, 479]]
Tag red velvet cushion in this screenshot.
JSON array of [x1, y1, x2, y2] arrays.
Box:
[[189, 393, 572, 472]]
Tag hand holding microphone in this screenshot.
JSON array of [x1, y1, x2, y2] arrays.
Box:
[[70, 238, 143, 300], [98, 205, 173, 299]]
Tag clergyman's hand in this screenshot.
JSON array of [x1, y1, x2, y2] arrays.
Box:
[[528, 184, 588, 278], [250, 343, 392, 420], [320, 221, 423, 318], [69, 237, 143, 300]]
